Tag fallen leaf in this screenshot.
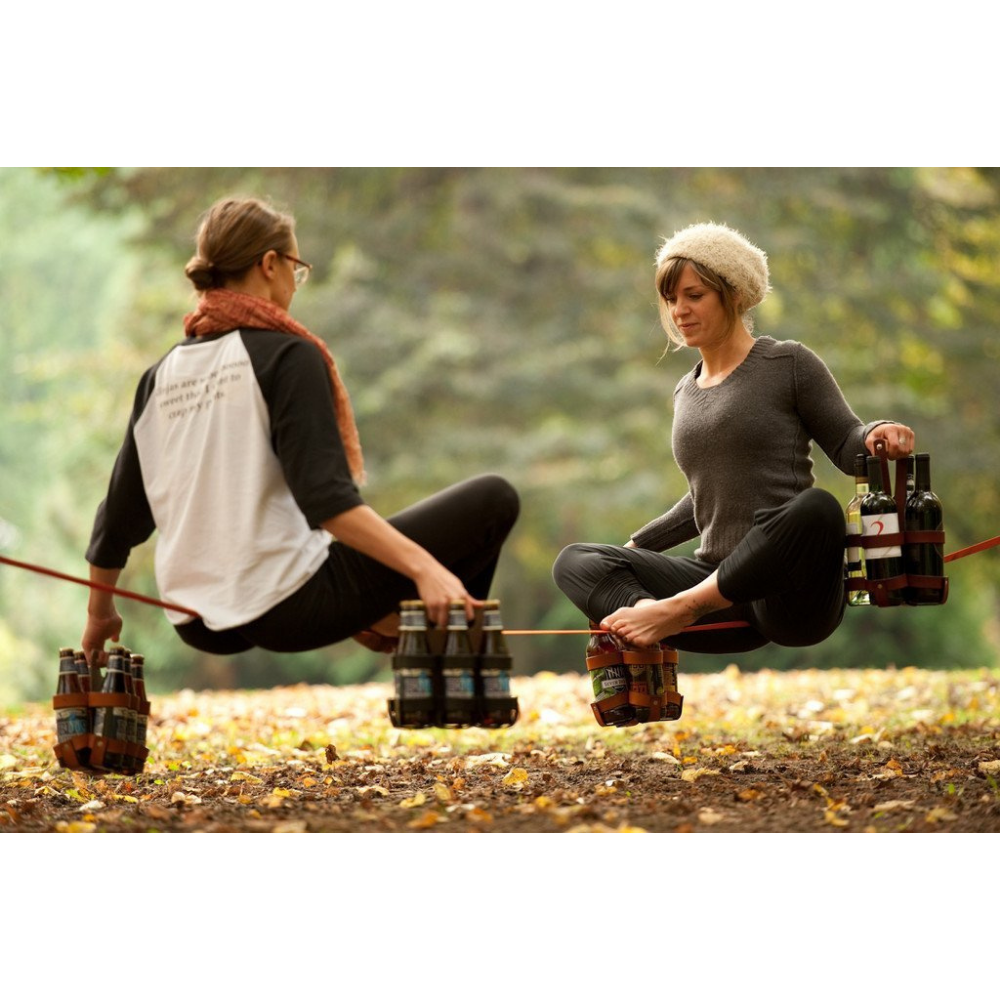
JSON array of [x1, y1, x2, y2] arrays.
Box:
[[925, 807, 958, 824], [466, 753, 511, 769], [0, 754, 17, 771], [699, 808, 724, 825], [55, 821, 97, 833], [977, 760, 1000, 776], [408, 810, 447, 829], [681, 768, 720, 782], [400, 792, 426, 809], [873, 800, 916, 812], [502, 767, 530, 790], [824, 809, 849, 827]]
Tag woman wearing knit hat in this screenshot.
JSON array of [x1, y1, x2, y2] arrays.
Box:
[[82, 196, 519, 665], [552, 221, 914, 653]]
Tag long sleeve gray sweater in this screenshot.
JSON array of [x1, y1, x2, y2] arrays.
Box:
[[630, 336, 888, 563]]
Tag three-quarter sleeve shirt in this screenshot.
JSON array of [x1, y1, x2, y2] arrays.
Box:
[[86, 329, 364, 628]]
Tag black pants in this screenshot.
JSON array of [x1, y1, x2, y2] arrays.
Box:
[[176, 474, 520, 654], [551, 488, 846, 654]]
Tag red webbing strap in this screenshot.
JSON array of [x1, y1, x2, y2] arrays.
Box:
[[945, 535, 1000, 563]]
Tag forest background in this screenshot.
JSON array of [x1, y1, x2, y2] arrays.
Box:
[[2, 166, 999, 707]]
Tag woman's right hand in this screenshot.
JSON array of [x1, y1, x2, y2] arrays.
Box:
[[414, 563, 480, 628], [81, 609, 123, 668]]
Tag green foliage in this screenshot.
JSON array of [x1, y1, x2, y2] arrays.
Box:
[[2, 167, 999, 703]]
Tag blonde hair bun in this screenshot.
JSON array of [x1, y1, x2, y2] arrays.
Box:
[[656, 222, 771, 310]]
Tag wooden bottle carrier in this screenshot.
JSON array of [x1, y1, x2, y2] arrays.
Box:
[[587, 639, 684, 727], [850, 446, 948, 608], [53, 652, 151, 775]]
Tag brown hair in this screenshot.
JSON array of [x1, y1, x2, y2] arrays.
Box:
[[184, 196, 297, 292], [655, 255, 744, 349]]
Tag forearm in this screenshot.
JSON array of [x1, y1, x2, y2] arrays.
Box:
[[87, 564, 121, 618], [322, 505, 439, 581]]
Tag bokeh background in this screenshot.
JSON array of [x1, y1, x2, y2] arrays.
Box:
[[2, 166, 998, 704]]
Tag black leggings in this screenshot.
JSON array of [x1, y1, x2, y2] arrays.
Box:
[[176, 474, 520, 654], [552, 488, 846, 654]]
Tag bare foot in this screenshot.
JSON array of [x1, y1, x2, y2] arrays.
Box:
[[600, 598, 693, 648]]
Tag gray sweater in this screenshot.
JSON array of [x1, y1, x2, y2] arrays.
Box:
[[630, 336, 888, 563]]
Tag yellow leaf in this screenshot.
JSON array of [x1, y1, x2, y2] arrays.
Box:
[[55, 821, 97, 833], [824, 809, 850, 827], [977, 760, 1000, 776], [466, 807, 494, 824], [533, 796, 555, 810], [502, 767, 530, 789], [737, 788, 764, 802], [301, 777, 317, 788], [400, 792, 426, 809], [408, 810, 446, 829], [0, 754, 18, 770], [926, 807, 958, 824], [434, 782, 453, 803], [681, 768, 720, 782]]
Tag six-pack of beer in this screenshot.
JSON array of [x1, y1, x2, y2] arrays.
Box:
[[52, 645, 150, 774], [845, 449, 947, 608], [586, 625, 684, 727], [388, 599, 519, 729]]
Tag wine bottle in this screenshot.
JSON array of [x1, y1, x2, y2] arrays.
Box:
[[904, 453, 945, 605], [861, 455, 905, 606], [845, 454, 871, 606]]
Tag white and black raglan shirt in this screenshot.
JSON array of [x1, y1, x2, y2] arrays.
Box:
[[86, 329, 364, 630]]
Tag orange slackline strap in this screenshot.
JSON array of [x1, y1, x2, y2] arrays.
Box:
[[0, 554, 200, 617], [944, 535, 1000, 564]]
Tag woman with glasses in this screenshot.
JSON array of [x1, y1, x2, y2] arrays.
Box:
[[82, 196, 518, 664]]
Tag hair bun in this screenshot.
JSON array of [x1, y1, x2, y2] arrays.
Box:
[[184, 255, 217, 292]]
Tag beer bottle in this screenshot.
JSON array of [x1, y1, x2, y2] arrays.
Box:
[[861, 455, 905, 606], [92, 646, 130, 771], [389, 601, 438, 728], [74, 650, 92, 694], [441, 600, 477, 727], [658, 642, 683, 721], [131, 653, 151, 755], [904, 453, 945, 605], [845, 454, 871, 606], [476, 599, 518, 728], [586, 624, 634, 726], [622, 640, 662, 724], [55, 647, 89, 745]]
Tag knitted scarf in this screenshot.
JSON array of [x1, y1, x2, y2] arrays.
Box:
[[183, 288, 365, 484]]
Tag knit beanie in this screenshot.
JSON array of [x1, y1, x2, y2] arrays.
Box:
[[656, 222, 771, 310]]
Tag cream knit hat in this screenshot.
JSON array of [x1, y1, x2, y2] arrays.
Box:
[[656, 222, 771, 310]]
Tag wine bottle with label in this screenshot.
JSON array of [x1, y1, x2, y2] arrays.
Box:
[[845, 453, 870, 606], [861, 455, 905, 606]]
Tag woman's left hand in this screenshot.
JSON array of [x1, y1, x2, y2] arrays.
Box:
[[866, 423, 915, 460]]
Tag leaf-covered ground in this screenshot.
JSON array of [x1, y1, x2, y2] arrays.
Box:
[[3, 665, 1000, 833]]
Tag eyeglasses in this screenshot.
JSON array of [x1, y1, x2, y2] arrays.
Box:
[[278, 251, 312, 288]]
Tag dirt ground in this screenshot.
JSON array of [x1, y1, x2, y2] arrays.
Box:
[[3, 665, 1000, 833]]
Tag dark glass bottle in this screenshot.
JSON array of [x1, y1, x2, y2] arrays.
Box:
[[861, 455, 905, 606], [845, 454, 871, 606], [389, 601, 438, 728], [477, 600, 518, 728], [904, 453, 945, 605], [74, 650, 92, 695], [131, 653, 151, 760], [92, 646, 130, 771], [586, 624, 634, 726], [441, 601, 477, 727], [55, 647, 88, 744]]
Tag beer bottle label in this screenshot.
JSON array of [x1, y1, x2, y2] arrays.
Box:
[[483, 672, 510, 698], [397, 671, 434, 699], [600, 664, 628, 699], [861, 511, 902, 559], [445, 672, 475, 698], [56, 706, 89, 742]]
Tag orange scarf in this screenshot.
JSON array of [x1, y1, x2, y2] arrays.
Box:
[[183, 289, 365, 485]]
